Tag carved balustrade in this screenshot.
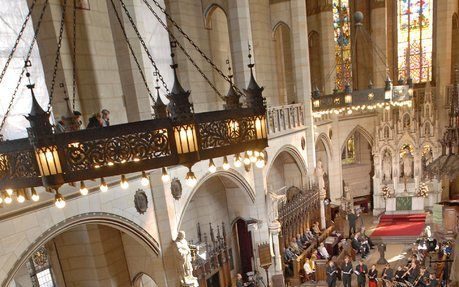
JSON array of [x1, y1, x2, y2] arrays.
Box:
[[267, 103, 305, 136]]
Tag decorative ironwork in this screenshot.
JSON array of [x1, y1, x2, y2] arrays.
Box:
[[65, 129, 170, 171], [9, 150, 38, 178]]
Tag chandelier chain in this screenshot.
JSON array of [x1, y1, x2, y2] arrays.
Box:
[[0, 0, 49, 136], [109, 0, 155, 104], [47, 0, 69, 112], [72, 0, 77, 111], [117, 0, 169, 94], [141, 0, 226, 101], [148, 0, 245, 98], [0, 0, 38, 86]]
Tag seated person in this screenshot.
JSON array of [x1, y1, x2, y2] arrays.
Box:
[[303, 230, 314, 241], [303, 257, 316, 282], [283, 247, 296, 277], [312, 222, 321, 235], [297, 234, 307, 249], [317, 242, 330, 259], [290, 237, 301, 255]]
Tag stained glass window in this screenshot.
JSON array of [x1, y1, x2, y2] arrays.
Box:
[[397, 0, 433, 83], [341, 135, 356, 164], [333, 0, 352, 90]]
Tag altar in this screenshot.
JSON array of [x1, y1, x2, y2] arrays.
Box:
[[386, 196, 425, 213]]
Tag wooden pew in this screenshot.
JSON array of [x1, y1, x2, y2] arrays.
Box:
[[289, 226, 335, 285]]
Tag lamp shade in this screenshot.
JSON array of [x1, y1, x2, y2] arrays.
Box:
[[254, 116, 267, 140], [174, 124, 197, 154], [35, 146, 62, 176]]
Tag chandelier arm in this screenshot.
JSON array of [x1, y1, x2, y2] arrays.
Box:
[[0, 0, 38, 86], [109, 0, 156, 105], [0, 0, 50, 136], [145, 0, 246, 99], [359, 27, 387, 82], [115, 0, 169, 94], [360, 27, 389, 76], [71, 0, 77, 111], [47, 0, 69, 112], [139, 0, 226, 101]]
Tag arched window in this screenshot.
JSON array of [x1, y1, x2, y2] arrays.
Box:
[[273, 23, 295, 104], [397, 0, 433, 83], [26, 247, 55, 287], [333, 0, 352, 90]]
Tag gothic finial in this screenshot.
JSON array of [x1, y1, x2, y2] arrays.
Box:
[[153, 75, 167, 118], [166, 59, 193, 120], [224, 59, 241, 109], [244, 44, 265, 110]]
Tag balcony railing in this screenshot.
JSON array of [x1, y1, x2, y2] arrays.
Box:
[[267, 103, 305, 136]]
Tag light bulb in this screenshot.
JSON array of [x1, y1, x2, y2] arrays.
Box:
[[256, 156, 265, 168], [222, 156, 230, 170], [100, 178, 108, 192], [6, 189, 13, 196], [31, 188, 39, 201], [120, 175, 129, 190], [247, 150, 253, 156], [141, 171, 149, 186], [79, 181, 88, 196], [4, 193, 12, 204], [54, 192, 66, 209], [161, 167, 170, 183], [185, 169, 197, 187], [243, 152, 251, 165], [208, 159, 217, 173], [17, 190, 25, 203], [250, 151, 257, 163], [234, 154, 242, 168], [0, 194, 3, 204]]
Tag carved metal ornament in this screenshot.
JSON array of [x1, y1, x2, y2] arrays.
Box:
[[134, 189, 149, 215], [171, 178, 182, 200], [65, 129, 170, 171]]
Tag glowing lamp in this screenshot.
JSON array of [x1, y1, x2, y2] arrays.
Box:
[[254, 116, 267, 140], [120, 175, 129, 190], [16, 189, 25, 203], [185, 169, 197, 187], [222, 156, 230, 170], [141, 171, 149, 187], [100, 178, 108, 192], [174, 125, 197, 154], [54, 191, 65, 208], [161, 167, 170, 183], [233, 154, 242, 168], [31, 187, 39, 201], [208, 159, 217, 173]]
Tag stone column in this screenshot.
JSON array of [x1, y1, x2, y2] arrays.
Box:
[[370, 1, 387, 87], [269, 221, 283, 274], [290, 0, 316, 170], [228, 0, 252, 90], [328, 114, 344, 203], [435, 0, 456, 134], [319, 188, 327, 229], [248, 0, 278, 106], [150, 170, 180, 287], [318, 8, 335, 94]]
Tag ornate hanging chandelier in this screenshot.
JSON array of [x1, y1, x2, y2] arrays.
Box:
[[0, 0, 268, 208], [311, 11, 413, 118]]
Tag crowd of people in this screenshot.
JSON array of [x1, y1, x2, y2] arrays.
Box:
[[55, 109, 110, 133]]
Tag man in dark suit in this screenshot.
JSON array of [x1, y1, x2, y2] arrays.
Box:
[[355, 259, 368, 287], [341, 256, 353, 287], [326, 260, 338, 287], [381, 263, 394, 287], [347, 211, 357, 238]]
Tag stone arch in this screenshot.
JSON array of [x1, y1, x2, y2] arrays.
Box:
[[273, 21, 295, 104], [133, 272, 158, 287], [177, 169, 255, 229], [267, 144, 308, 178], [204, 3, 229, 29], [272, 21, 291, 38], [315, 132, 333, 160], [341, 125, 374, 151], [3, 212, 160, 287]]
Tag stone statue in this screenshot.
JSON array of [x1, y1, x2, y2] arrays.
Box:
[[268, 188, 287, 223], [377, 243, 388, 265], [175, 231, 198, 286], [315, 160, 326, 194], [382, 150, 392, 182], [401, 149, 413, 178]]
